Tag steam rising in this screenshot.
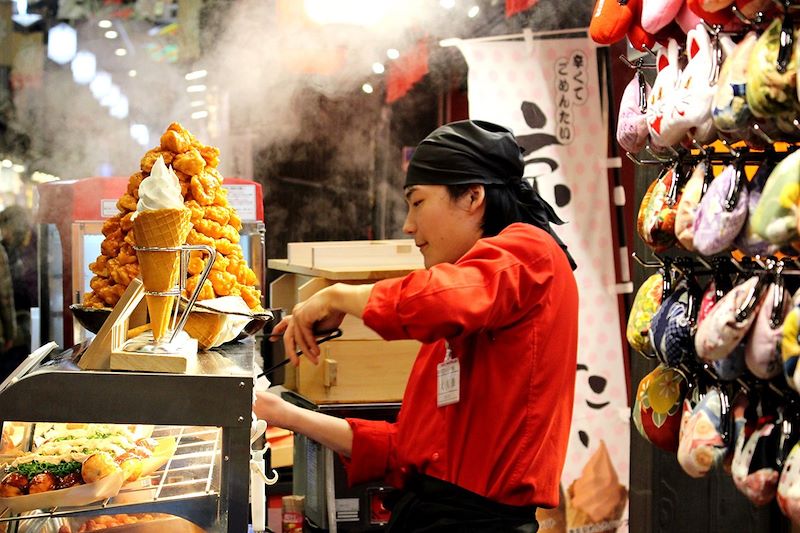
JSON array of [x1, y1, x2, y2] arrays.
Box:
[[13, 0, 466, 180]]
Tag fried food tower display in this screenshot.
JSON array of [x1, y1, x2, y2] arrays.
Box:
[[83, 123, 263, 314]]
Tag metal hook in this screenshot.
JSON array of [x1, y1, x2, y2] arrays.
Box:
[[631, 251, 663, 268], [752, 123, 777, 145], [777, 1, 795, 73], [729, 257, 746, 273], [731, 4, 756, 26], [690, 138, 708, 155]]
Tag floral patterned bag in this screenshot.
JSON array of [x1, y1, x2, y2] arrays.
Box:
[[751, 150, 800, 249], [677, 388, 733, 478], [626, 273, 664, 356], [633, 364, 687, 452], [733, 416, 782, 506], [782, 304, 800, 392], [746, 18, 800, 136], [695, 276, 763, 361], [693, 164, 749, 256], [637, 167, 680, 252], [734, 159, 779, 256], [712, 32, 758, 139], [777, 439, 800, 524], [674, 162, 706, 251], [617, 73, 651, 153], [649, 283, 696, 367], [746, 281, 792, 379]]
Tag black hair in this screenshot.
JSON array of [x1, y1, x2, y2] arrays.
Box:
[[445, 183, 528, 238]]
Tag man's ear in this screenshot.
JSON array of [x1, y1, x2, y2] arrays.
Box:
[[467, 184, 485, 211]]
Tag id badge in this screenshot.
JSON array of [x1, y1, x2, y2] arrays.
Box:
[[437, 349, 460, 407]]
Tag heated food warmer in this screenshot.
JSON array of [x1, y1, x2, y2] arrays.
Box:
[[0, 340, 257, 532]]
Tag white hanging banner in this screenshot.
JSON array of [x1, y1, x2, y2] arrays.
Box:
[[457, 36, 630, 533]]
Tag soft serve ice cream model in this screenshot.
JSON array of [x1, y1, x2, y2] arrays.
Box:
[[132, 156, 193, 343]]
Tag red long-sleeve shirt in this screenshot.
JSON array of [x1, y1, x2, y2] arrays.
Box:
[[342, 223, 579, 508]]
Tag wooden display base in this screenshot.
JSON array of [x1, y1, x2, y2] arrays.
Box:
[[109, 335, 198, 373], [79, 277, 198, 373]]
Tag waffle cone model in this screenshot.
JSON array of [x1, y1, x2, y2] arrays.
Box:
[[133, 208, 192, 342]]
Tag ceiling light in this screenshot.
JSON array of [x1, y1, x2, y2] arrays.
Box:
[[104, 30, 118, 39], [362, 83, 374, 94], [47, 23, 77, 65], [100, 84, 121, 107], [130, 124, 149, 146], [191, 110, 208, 119], [467, 5, 480, 17], [371, 62, 385, 74], [12, 164, 25, 173], [12, 0, 41, 26], [187, 84, 206, 93], [71, 50, 96, 85], [115, 48, 127, 56], [190, 100, 205, 107], [89, 71, 112, 99], [185, 70, 207, 80], [128, 69, 137, 77], [110, 95, 128, 119], [440, 0, 456, 8], [386, 48, 400, 60], [1, 160, 11, 168]]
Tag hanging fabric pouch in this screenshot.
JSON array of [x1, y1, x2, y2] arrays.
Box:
[[782, 303, 800, 392], [751, 150, 800, 249], [734, 417, 782, 506], [693, 164, 749, 256], [647, 39, 683, 148], [695, 276, 763, 361], [734, 158, 780, 256], [712, 32, 759, 138], [746, 18, 800, 135], [641, 0, 685, 34], [670, 24, 718, 144], [746, 280, 792, 379], [633, 364, 687, 452], [590, 0, 637, 44], [627, 272, 664, 356], [649, 283, 696, 366], [675, 162, 707, 251], [777, 440, 800, 524], [637, 166, 680, 252], [678, 388, 733, 478], [617, 72, 652, 153]]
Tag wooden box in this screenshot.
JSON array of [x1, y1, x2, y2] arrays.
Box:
[[269, 240, 423, 404]]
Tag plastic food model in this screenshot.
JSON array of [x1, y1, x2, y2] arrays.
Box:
[[83, 123, 263, 312]]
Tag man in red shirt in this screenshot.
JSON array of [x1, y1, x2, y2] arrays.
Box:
[[254, 120, 579, 532]]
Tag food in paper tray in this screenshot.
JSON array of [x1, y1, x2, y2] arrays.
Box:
[[0, 422, 26, 454], [83, 122, 263, 316], [0, 424, 176, 512], [181, 296, 268, 349]]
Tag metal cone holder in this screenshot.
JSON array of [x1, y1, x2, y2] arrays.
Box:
[[131, 243, 217, 346]]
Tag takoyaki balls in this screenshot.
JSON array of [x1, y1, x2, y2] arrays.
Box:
[[28, 472, 58, 493], [58, 471, 84, 489], [81, 452, 119, 483], [0, 471, 28, 496]]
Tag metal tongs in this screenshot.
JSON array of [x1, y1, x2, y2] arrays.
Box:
[[258, 328, 343, 377]]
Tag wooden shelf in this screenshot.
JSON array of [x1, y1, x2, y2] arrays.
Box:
[[267, 259, 418, 280]]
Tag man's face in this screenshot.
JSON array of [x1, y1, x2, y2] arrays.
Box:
[[402, 184, 484, 268]]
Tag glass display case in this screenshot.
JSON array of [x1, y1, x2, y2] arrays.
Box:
[[0, 340, 257, 532]]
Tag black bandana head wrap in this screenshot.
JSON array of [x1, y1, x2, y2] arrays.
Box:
[[405, 120, 577, 271]]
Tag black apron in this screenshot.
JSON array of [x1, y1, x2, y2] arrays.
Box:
[[385, 474, 539, 533]]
